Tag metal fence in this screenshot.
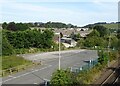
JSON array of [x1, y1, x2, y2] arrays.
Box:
[[70, 58, 98, 73], [1, 62, 41, 77]]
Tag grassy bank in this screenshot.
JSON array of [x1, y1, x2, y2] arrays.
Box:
[[2, 55, 32, 70], [1, 55, 33, 76]]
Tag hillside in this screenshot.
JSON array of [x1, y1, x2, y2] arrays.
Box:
[[83, 22, 120, 29], [100, 23, 118, 29]]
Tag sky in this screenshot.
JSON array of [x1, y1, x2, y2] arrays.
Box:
[[0, 0, 119, 26]]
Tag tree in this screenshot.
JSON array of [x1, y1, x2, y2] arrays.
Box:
[[117, 39, 120, 50], [84, 37, 95, 48], [110, 36, 118, 49], [117, 29, 120, 39], [7, 22, 17, 31], [2, 35, 15, 55], [42, 29, 54, 48], [98, 50, 108, 64], [2, 22, 7, 29], [87, 29, 100, 37], [70, 32, 81, 41], [16, 23, 29, 31], [50, 69, 72, 86], [93, 25, 109, 37], [76, 38, 84, 48]]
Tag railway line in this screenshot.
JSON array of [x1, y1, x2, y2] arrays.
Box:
[[100, 66, 120, 85]]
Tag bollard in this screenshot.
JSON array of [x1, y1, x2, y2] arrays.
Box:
[[45, 81, 47, 86], [70, 67, 72, 72], [80, 67, 82, 71], [10, 68, 12, 75]]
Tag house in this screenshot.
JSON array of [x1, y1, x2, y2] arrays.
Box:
[[61, 37, 77, 48]]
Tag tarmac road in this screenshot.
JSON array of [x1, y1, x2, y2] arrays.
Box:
[[2, 49, 98, 85]]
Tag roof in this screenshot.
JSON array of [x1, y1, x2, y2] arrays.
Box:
[[54, 28, 91, 37]]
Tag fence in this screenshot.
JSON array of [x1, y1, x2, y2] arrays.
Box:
[[70, 58, 98, 73], [1, 62, 41, 77]]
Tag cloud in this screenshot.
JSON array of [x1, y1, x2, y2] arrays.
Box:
[[1, 0, 118, 26]]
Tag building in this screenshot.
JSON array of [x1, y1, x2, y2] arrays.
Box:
[[61, 37, 77, 48]]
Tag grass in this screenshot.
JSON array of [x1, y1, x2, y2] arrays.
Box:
[[76, 63, 107, 84], [100, 23, 119, 29], [76, 50, 118, 84], [1, 55, 33, 76], [2, 55, 32, 70]]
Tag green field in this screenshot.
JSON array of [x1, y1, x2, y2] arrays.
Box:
[[100, 23, 119, 29]]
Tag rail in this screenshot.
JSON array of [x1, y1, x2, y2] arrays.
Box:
[[100, 66, 120, 85]]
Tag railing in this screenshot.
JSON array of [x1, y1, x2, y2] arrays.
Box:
[[1, 62, 41, 77], [70, 58, 98, 73]]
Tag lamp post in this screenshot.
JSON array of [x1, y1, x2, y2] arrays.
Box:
[[55, 33, 61, 70]]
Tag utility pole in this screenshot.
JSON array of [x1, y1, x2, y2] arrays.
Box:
[[107, 31, 111, 67]]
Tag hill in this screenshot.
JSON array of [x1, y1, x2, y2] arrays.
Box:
[[100, 23, 118, 29], [83, 22, 120, 29]]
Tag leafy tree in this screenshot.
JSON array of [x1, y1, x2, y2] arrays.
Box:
[[93, 25, 109, 37], [2, 35, 15, 55], [87, 29, 100, 37], [117, 39, 120, 50], [110, 36, 118, 49], [3, 29, 54, 49], [117, 29, 120, 39], [42, 29, 54, 48], [98, 50, 108, 64], [70, 32, 81, 41], [7, 22, 17, 31], [45, 21, 52, 28], [2, 22, 8, 29], [84, 36, 107, 48], [76, 38, 84, 48], [16, 23, 29, 31], [3, 22, 30, 31], [50, 69, 73, 86], [84, 37, 95, 48]]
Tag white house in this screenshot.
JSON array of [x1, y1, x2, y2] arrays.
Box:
[[61, 37, 77, 48]]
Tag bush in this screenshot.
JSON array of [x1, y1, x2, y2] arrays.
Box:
[[98, 50, 108, 65], [50, 69, 73, 86], [2, 35, 15, 56]]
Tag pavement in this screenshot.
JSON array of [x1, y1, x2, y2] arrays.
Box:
[[1, 49, 98, 85]]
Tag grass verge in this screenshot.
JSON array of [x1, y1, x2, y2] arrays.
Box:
[[1, 55, 33, 77]]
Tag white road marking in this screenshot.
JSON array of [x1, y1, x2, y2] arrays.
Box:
[[8, 75, 14, 78], [33, 83, 37, 84], [1, 65, 52, 84]]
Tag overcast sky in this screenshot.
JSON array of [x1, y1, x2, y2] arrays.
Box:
[[0, 0, 119, 26]]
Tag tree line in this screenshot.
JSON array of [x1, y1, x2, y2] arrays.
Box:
[[28, 21, 78, 28], [2, 29, 55, 56], [2, 22, 79, 31], [2, 22, 30, 31]]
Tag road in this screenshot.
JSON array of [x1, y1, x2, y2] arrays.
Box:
[[2, 49, 98, 85]]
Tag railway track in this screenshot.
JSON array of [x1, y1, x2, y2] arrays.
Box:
[[100, 66, 120, 85], [113, 75, 120, 84]]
